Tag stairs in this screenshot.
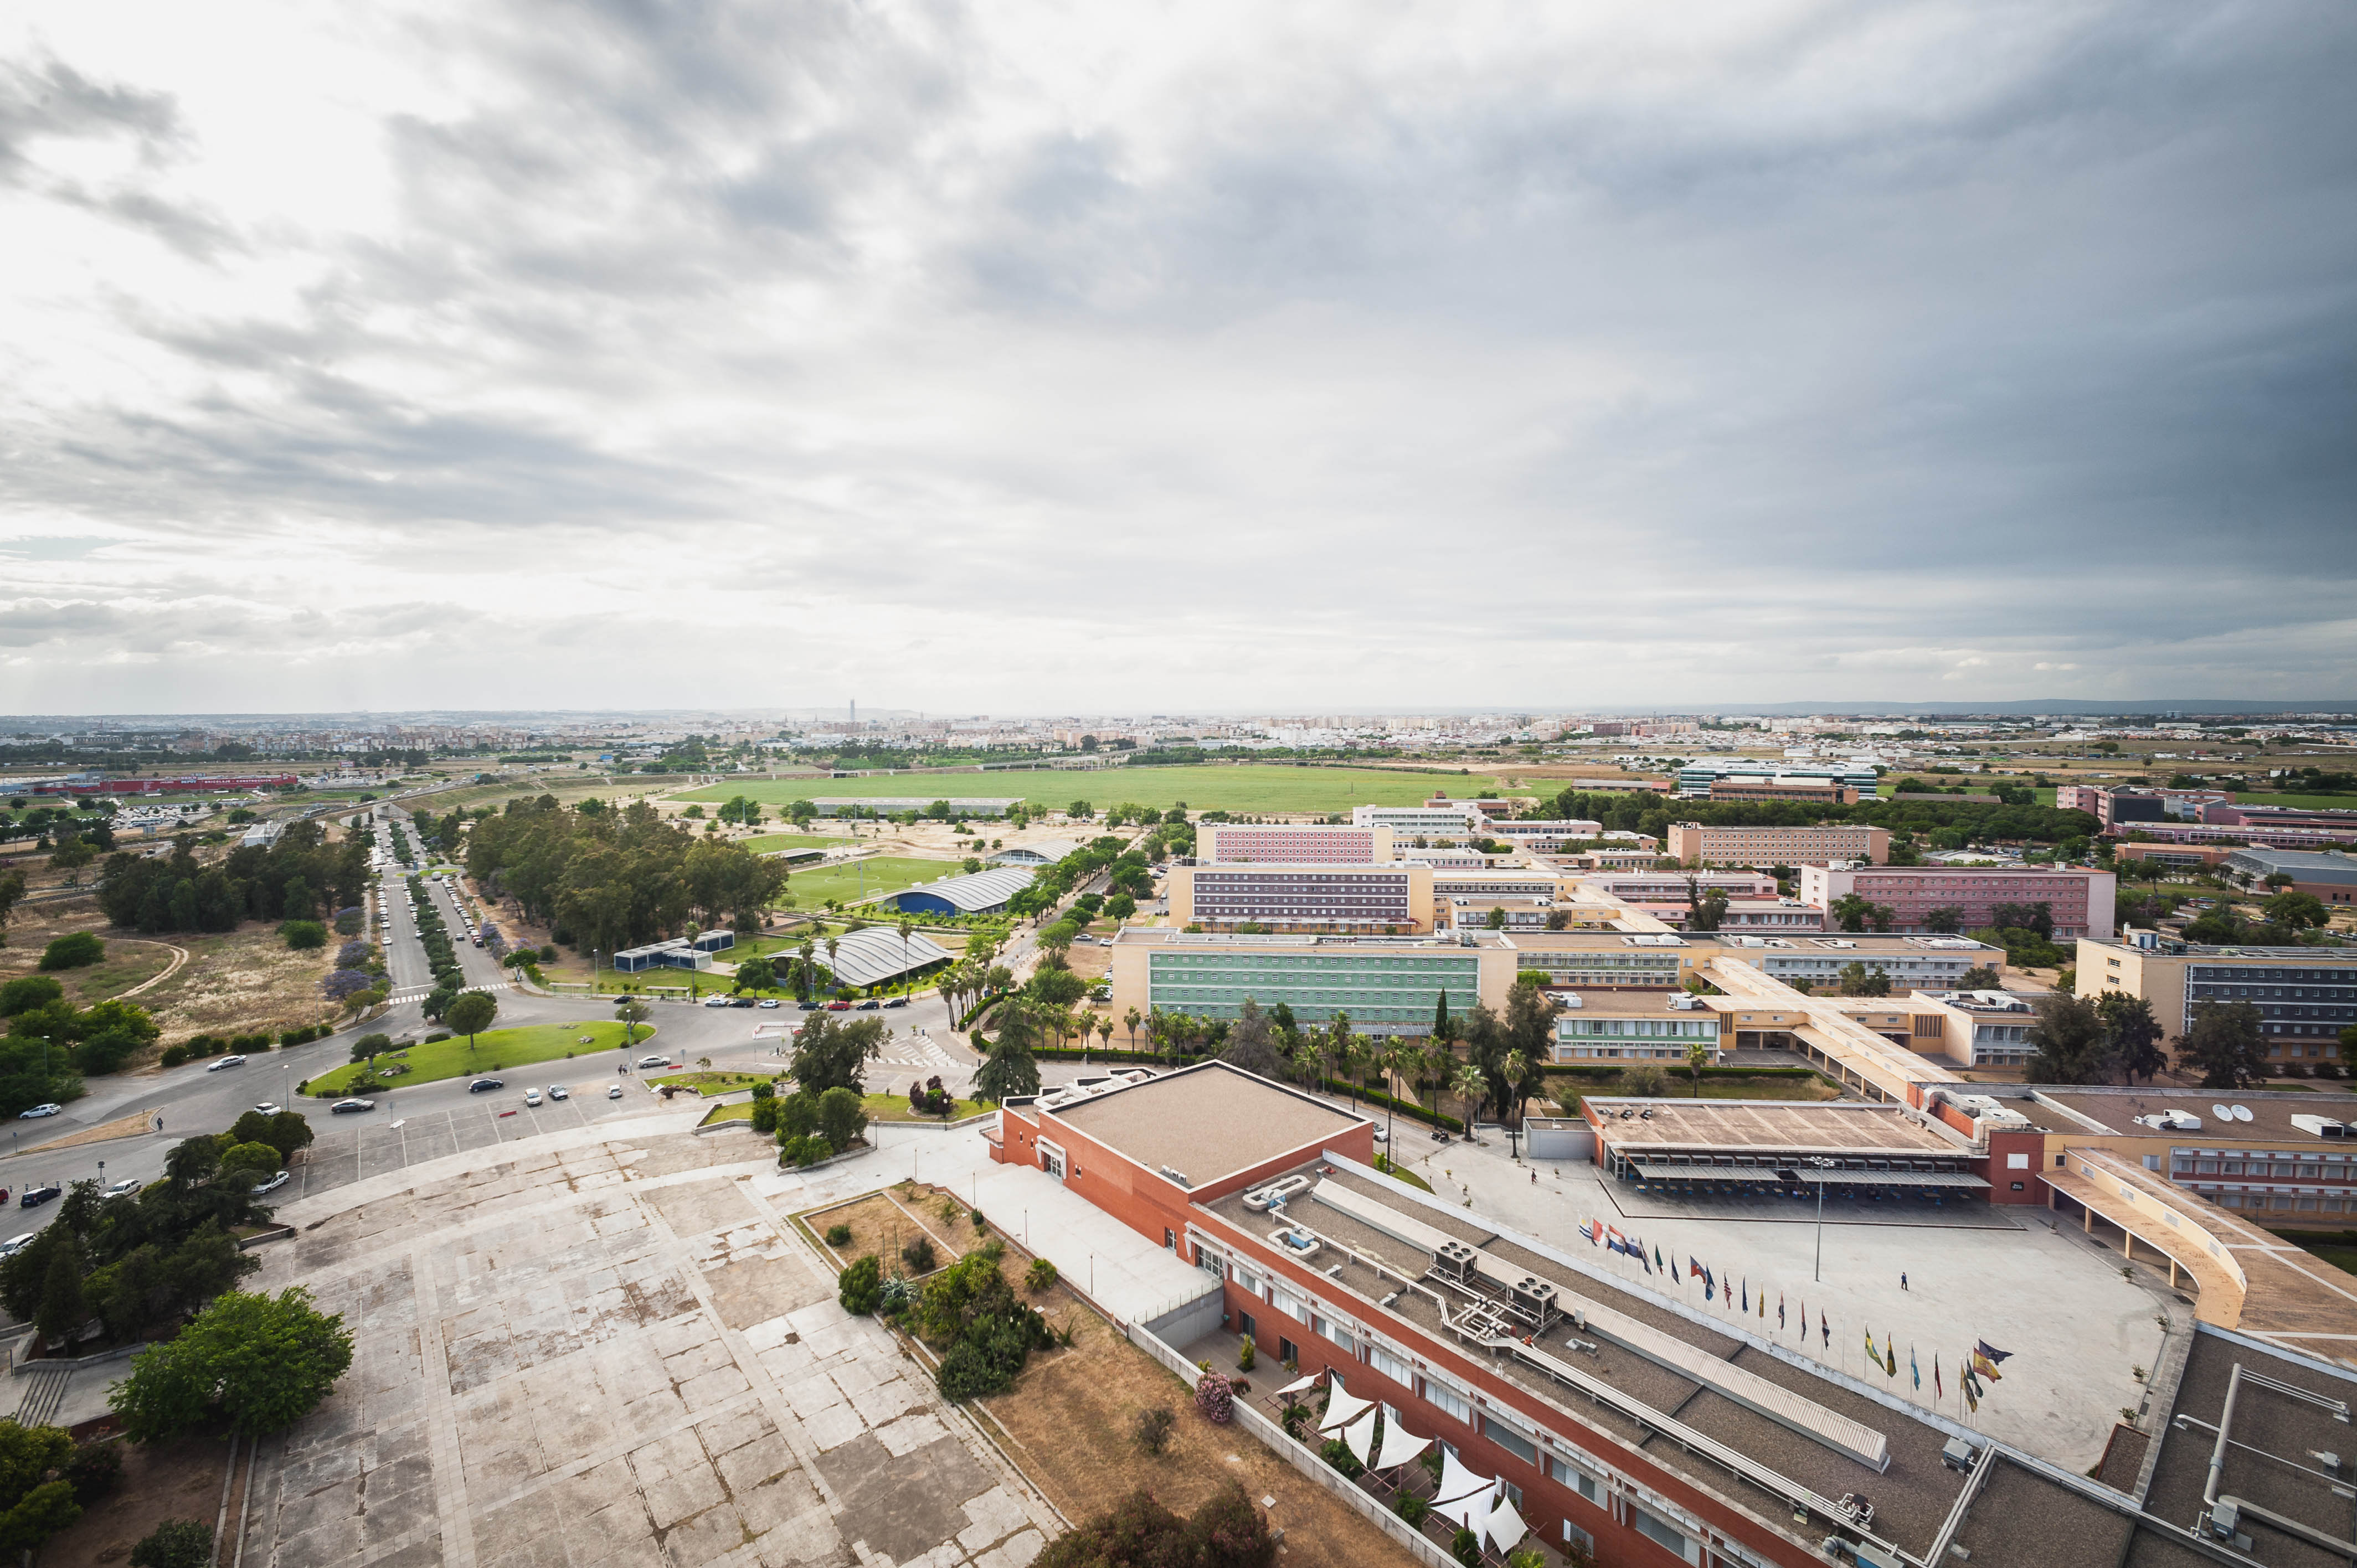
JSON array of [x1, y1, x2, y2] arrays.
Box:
[[12, 1362, 70, 1427]]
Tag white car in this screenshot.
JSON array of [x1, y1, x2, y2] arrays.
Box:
[[548, 1085, 569, 1101], [103, 1179, 140, 1198], [608, 1084, 624, 1100], [524, 1089, 543, 1107], [208, 1055, 246, 1071], [702, 996, 729, 1008], [638, 1055, 670, 1070], [251, 1170, 292, 1195], [15, 1103, 60, 1120], [252, 1102, 281, 1115], [0, 1235, 33, 1258]]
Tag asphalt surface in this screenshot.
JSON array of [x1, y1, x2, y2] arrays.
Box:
[[0, 806, 1130, 1240]]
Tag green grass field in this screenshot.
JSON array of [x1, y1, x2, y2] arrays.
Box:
[[303, 1019, 654, 1095], [678, 764, 1515, 817], [654, 1070, 774, 1095], [699, 1101, 758, 1126], [740, 832, 853, 852], [864, 1092, 990, 1123], [785, 857, 957, 907]]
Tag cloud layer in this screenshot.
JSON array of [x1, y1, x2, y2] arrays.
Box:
[[3, 1, 2354, 714]]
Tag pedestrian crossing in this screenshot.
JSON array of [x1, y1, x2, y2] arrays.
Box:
[[873, 1030, 958, 1073], [385, 980, 511, 1003]]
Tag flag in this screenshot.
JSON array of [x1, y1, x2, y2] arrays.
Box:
[[1975, 1340, 2014, 1364], [1972, 1352, 2003, 1382], [1607, 1226, 1626, 1251], [1934, 1354, 1943, 1400], [1704, 1272, 1715, 1303], [1864, 1328, 1876, 1361], [1910, 1345, 1919, 1391], [1778, 1294, 1786, 1330], [1965, 1382, 1979, 1415], [1759, 1286, 1766, 1320], [1579, 1219, 1601, 1245], [1688, 1256, 1703, 1281], [1741, 1280, 1748, 1313], [1654, 1244, 1664, 1273], [1885, 1340, 1897, 1379], [1638, 1244, 1654, 1276], [1820, 1311, 1830, 1348]]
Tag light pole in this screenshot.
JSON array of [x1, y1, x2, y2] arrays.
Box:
[[1812, 1158, 1833, 1282]]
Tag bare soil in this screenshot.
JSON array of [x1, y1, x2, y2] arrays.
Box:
[[124, 925, 335, 1045], [37, 1433, 234, 1567]]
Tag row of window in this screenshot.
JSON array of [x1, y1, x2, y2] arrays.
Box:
[[1561, 1018, 1717, 1038], [2176, 1158, 2351, 1179]]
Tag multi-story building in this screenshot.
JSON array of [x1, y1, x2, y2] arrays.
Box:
[[1712, 898, 1827, 932], [1674, 757, 1879, 797], [2025, 1086, 2357, 1228], [2107, 820, 2352, 850], [1197, 822, 1394, 864], [2219, 847, 2357, 906], [1666, 822, 1890, 866], [1551, 989, 1724, 1063], [2200, 801, 2357, 834], [1476, 819, 1603, 850], [1572, 870, 1778, 904], [1798, 864, 2116, 941], [2076, 936, 2357, 1064], [1107, 928, 1515, 1034], [1350, 802, 1486, 838], [1705, 778, 1862, 804], [1165, 862, 1435, 933]]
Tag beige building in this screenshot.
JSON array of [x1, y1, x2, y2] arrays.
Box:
[[1196, 822, 1394, 863], [2076, 935, 2357, 1067], [1666, 822, 1890, 866], [1105, 927, 1517, 1035], [1164, 860, 1435, 934]]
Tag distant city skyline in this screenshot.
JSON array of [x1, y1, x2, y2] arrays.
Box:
[[4, 2, 2353, 711]]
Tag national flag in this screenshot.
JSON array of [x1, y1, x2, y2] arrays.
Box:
[[1578, 1219, 1601, 1245], [1741, 1279, 1748, 1313], [1820, 1311, 1830, 1348], [1778, 1294, 1786, 1330], [1638, 1245, 1654, 1276], [1934, 1354, 1943, 1400], [1910, 1345, 1919, 1391], [1972, 1351, 2003, 1382], [1688, 1256, 1703, 1281], [1704, 1272, 1715, 1303], [1885, 1339, 1897, 1379], [1965, 1382, 1979, 1415], [1607, 1226, 1627, 1251], [1758, 1286, 1766, 1319], [1975, 1340, 2014, 1364], [1864, 1328, 1876, 1361], [1654, 1244, 1664, 1273]]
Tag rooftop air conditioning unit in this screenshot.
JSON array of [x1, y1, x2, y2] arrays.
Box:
[[2293, 1115, 2349, 1140], [1433, 1240, 1479, 1283], [1510, 1276, 1560, 1325]]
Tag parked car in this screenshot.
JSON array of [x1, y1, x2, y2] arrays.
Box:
[[19, 1185, 62, 1209], [332, 1098, 376, 1115], [15, 1103, 60, 1120], [825, 1000, 852, 1012], [252, 1102, 281, 1115], [0, 1235, 33, 1257], [469, 1077, 505, 1094], [637, 1055, 670, 1070], [882, 997, 908, 1008], [796, 1000, 820, 1012], [702, 997, 730, 1008], [251, 1170, 292, 1196], [728, 998, 755, 1009], [548, 1085, 569, 1101], [855, 999, 880, 1011], [607, 1084, 624, 1100], [524, 1089, 543, 1107], [103, 1179, 141, 1197], [208, 1055, 246, 1071], [757, 999, 781, 1009]]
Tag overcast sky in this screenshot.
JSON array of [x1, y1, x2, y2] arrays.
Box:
[[2, 1, 2353, 717]]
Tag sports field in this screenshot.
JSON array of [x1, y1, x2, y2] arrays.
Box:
[[677, 764, 1515, 817], [739, 831, 853, 852], [785, 856, 955, 907]]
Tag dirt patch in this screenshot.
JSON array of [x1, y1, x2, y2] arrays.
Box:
[[26, 1109, 164, 1153], [801, 1183, 982, 1272], [37, 1434, 233, 1567], [125, 925, 336, 1045]]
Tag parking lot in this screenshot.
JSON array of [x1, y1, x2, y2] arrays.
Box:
[[287, 1095, 645, 1204]]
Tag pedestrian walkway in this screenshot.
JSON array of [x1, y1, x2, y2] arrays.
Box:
[[384, 979, 511, 1003]]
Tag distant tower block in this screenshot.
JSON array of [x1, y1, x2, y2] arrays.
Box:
[[850, 698, 857, 725]]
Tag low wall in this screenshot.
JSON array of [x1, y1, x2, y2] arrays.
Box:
[[1125, 1323, 1454, 1568]]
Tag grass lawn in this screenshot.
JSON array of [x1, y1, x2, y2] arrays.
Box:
[[697, 1101, 758, 1126], [783, 857, 955, 908], [302, 1020, 653, 1095], [1371, 1155, 1433, 1193], [863, 1092, 991, 1123], [653, 1070, 778, 1095], [739, 832, 853, 852], [678, 763, 1518, 817]]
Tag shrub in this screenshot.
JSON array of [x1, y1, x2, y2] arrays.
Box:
[[2318, 1061, 2344, 1080], [1196, 1372, 1234, 1425], [817, 1086, 867, 1150], [1450, 1526, 1481, 1567], [750, 1098, 780, 1134], [128, 1519, 214, 1568], [1393, 1492, 1430, 1528], [1237, 1335, 1254, 1372], [277, 921, 327, 952], [38, 932, 105, 971], [65, 1441, 122, 1504], [423, 1031, 451, 1044], [0, 975, 65, 1015], [333, 908, 364, 936], [824, 1223, 852, 1247], [750, 1080, 775, 1101], [1131, 1405, 1175, 1455], [159, 1046, 189, 1068], [2283, 1062, 2313, 1079], [1318, 1436, 1361, 1477], [1622, 1062, 1668, 1096], [837, 1255, 881, 1315], [1036, 1484, 1274, 1568], [778, 1092, 820, 1139], [902, 1236, 938, 1275], [1025, 1257, 1058, 1293]]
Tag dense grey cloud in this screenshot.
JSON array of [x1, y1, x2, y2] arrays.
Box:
[[1, 0, 2352, 715]]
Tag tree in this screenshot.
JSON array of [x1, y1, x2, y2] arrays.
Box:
[[1685, 1038, 1713, 1098], [974, 1034, 1041, 1102], [1218, 999, 1285, 1079], [0, 1420, 80, 1554], [1124, 1005, 1143, 1051], [1836, 962, 1891, 998], [1684, 879, 1728, 933], [0, 867, 27, 946], [1991, 901, 2054, 940], [34, 1232, 88, 1347], [1957, 964, 2002, 991], [2026, 992, 2113, 1084], [110, 1287, 354, 1441], [1830, 894, 1875, 933], [1921, 905, 1966, 934], [1035, 1483, 1275, 1568], [128, 1520, 215, 1568], [2097, 992, 2167, 1084], [790, 1014, 887, 1096], [734, 955, 776, 993], [2263, 891, 2330, 931], [2178, 1001, 2268, 1090], [446, 992, 498, 1050], [1452, 1064, 1488, 1133], [38, 932, 105, 971], [614, 998, 650, 1045], [816, 1086, 868, 1149]]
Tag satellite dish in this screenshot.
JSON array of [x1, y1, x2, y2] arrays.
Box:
[[2212, 1105, 2233, 1121], [2233, 1105, 2255, 1123]]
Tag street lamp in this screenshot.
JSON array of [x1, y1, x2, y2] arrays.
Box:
[[1811, 1158, 1834, 1282]]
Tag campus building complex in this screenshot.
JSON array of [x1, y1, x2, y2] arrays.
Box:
[[1107, 929, 1515, 1033], [1197, 822, 1395, 863], [1164, 862, 1435, 933], [1350, 802, 1488, 838], [1674, 758, 1880, 797], [1798, 864, 2117, 941], [2077, 936, 2357, 1062], [1666, 822, 1891, 866]]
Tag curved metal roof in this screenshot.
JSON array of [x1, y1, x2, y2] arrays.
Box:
[[887, 864, 1037, 913], [818, 925, 955, 986]]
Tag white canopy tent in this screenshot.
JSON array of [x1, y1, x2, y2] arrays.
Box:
[[1483, 1492, 1530, 1554], [1273, 1371, 1324, 1397], [1316, 1380, 1377, 1435], [1341, 1409, 1379, 1465], [1430, 1449, 1498, 1532], [1371, 1405, 1432, 1470]]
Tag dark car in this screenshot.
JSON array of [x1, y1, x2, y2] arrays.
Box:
[[331, 1098, 377, 1114], [882, 997, 908, 1008], [18, 1185, 61, 1209], [468, 1077, 505, 1094], [855, 999, 880, 1011], [796, 1000, 820, 1012], [728, 998, 755, 1009]]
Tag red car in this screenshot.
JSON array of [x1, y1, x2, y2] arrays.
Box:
[[824, 1000, 852, 1011]]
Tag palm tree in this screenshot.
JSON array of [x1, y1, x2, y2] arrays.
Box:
[[1501, 1049, 1532, 1126], [1097, 1015, 1114, 1058], [1124, 1005, 1143, 1051], [897, 917, 914, 997], [797, 937, 817, 999], [1452, 1064, 1489, 1138], [824, 935, 840, 997], [1378, 1041, 1417, 1145]]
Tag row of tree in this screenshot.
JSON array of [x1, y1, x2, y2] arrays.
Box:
[[2018, 991, 2329, 1090], [95, 821, 369, 935]]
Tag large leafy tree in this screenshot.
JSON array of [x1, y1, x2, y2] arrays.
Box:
[[973, 1035, 1040, 1103], [2097, 992, 2167, 1084], [789, 1014, 887, 1096], [1217, 999, 1285, 1079], [2178, 1001, 2268, 1090], [446, 992, 498, 1049], [110, 1287, 354, 1441], [2026, 993, 2113, 1084], [0, 1421, 80, 1553]]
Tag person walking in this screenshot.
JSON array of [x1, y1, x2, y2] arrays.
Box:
[[1900, 1272, 1910, 1292]]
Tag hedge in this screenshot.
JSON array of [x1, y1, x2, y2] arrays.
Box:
[[1541, 1064, 1823, 1084]]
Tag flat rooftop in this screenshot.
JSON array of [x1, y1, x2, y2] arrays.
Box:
[[1205, 1164, 1975, 1564], [2036, 1087, 2357, 1144], [1043, 1062, 1366, 1187], [1587, 1098, 1970, 1158], [1110, 927, 1512, 950]]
